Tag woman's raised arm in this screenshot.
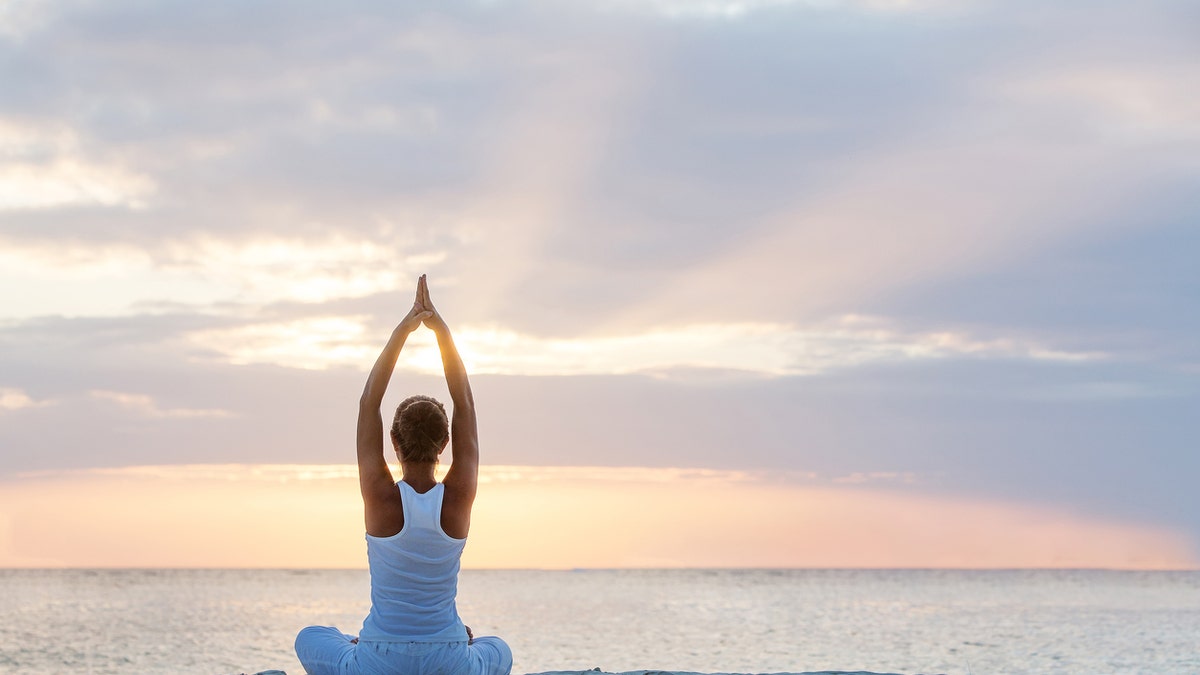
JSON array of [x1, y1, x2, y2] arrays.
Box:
[[357, 277, 432, 510], [420, 279, 479, 537]]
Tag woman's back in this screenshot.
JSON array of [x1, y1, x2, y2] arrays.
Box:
[[360, 481, 469, 643]]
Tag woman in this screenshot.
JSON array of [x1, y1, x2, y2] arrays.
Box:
[[295, 275, 512, 675]]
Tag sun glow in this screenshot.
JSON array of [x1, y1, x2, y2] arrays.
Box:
[[1, 465, 1193, 570], [187, 317, 1104, 377]]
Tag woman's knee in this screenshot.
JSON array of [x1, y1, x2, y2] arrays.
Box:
[[295, 625, 334, 652], [295, 625, 356, 673], [295, 625, 320, 641], [470, 636, 513, 675]]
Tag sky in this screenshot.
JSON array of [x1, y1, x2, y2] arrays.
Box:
[[0, 0, 1197, 569]]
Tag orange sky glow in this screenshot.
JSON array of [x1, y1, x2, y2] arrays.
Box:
[[1, 464, 1193, 570]]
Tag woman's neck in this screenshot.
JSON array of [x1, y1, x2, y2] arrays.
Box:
[[400, 462, 437, 493]]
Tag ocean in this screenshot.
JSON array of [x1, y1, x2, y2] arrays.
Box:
[[0, 569, 1196, 675]]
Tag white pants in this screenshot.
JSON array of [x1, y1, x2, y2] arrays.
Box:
[[294, 626, 512, 675]]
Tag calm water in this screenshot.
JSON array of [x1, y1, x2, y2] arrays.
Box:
[[0, 569, 1197, 675]]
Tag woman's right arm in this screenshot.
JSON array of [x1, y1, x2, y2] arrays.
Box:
[[421, 281, 479, 538]]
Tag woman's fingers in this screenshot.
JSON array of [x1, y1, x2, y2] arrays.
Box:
[[414, 273, 436, 312], [415, 274, 427, 307], [421, 274, 434, 309]]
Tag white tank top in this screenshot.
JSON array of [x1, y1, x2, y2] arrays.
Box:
[[359, 481, 469, 642]]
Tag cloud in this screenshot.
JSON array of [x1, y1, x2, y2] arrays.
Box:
[[0, 159, 154, 211], [610, 0, 960, 19], [1023, 381, 1181, 402], [0, 234, 444, 318], [1, 310, 1197, 548], [0, 237, 145, 273], [0, 118, 155, 211], [185, 316, 377, 371], [164, 237, 444, 305], [89, 389, 234, 419], [16, 463, 360, 483], [1, 0, 1193, 334], [832, 471, 917, 485], [0, 387, 54, 411], [0, 0, 60, 41], [184, 313, 1104, 375], [637, 119, 1183, 328], [999, 66, 1200, 145]]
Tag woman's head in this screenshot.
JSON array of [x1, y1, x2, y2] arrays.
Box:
[[391, 395, 449, 464]]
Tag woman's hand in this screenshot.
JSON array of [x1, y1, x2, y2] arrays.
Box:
[[398, 275, 433, 334], [418, 274, 447, 331], [399, 301, 432, 334]]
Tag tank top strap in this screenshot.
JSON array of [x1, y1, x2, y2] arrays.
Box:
[[397, 480, 445, 533]]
